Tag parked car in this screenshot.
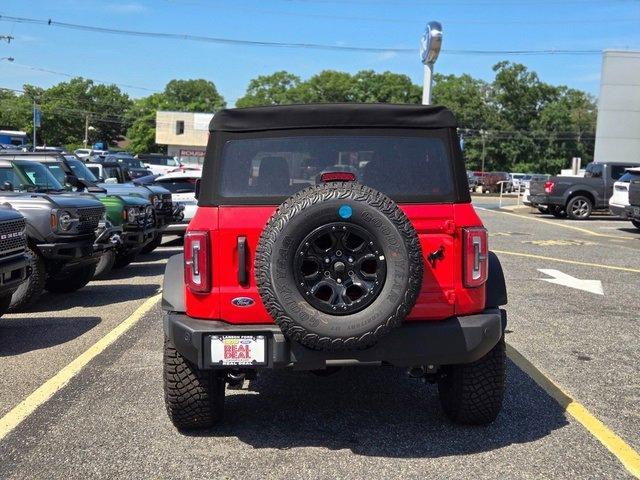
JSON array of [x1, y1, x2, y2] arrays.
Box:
[[73, 148, 95, 160], [521, 174, 550, 190], [529, 162, 634, 220], [483, 172, 511, 193], [609, 167, 640, 219], [152, 171, 200, 235], [161, 103, 508, 430], [81, 159, 179, 254], [100, 155, 153, 179], [136, 154, 182, 175], [625, 178, 640, 230], [0, 183, 106, 310], [509, 173, 527, 192], [0, 206, 30, 317], [0, 153, 158, 272]]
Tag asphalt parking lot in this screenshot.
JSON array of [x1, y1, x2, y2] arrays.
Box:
[[0, 201, 638, 480]]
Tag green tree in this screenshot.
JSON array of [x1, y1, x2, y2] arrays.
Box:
[[235, 71, 302, 107], [126, 79, 226, 154]]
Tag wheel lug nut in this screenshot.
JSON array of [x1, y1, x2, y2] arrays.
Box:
[[324, 257, 330, 263], [324, 271, 330, 277], [337, 278, 342, 283], [336, 250, 342, 256], [348, 270, 354, 276], [348, 257, 353, 263]]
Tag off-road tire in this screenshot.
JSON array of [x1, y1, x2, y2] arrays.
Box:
[[566, 195, 592, 220], [113, 251, 138, 269], [631, 220, 640, 230], [0, 294, 12, 317], [438, 337, 506, 425], [93, 250, 116, 278], [255, 182, 423, 351], [140, 232, 163, 254], [163, 338, 225, 430], [9, 247, 45, 312], [45, 263, 97, 293]]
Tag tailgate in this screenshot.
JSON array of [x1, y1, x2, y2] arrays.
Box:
[[214, 204, 455, 324]]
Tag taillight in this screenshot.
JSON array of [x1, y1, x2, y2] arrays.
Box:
[[544, 181, 555, 194], [463, 227, 488, 288], [184, 231, 210, 293]]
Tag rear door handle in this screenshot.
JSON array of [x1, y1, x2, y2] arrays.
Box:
[[237, 236, 248, 285]]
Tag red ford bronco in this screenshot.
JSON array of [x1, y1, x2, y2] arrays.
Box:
[[162, 103, 507, 429]]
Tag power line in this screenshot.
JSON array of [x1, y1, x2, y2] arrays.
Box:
[[6, 62, 158, 92], [0, 14, 606, 56]]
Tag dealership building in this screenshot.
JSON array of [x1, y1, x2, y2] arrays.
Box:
[[594, 50, 640, 164], [155, 111, 213, 166]]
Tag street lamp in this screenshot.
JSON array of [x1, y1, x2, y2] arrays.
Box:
[[419, 21, 443, 105]]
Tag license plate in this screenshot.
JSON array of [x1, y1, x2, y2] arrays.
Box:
[[210, 335, 266, 366]]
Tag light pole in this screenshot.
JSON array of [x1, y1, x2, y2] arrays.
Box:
[[419, 21, 443, 105]]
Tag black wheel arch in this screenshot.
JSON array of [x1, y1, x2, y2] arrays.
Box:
[[563, 188, 595, 208], [486, 251, 507, 308], [162, 253, 186, 312]]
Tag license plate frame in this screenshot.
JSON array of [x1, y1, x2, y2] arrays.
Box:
[[210, 335, 267, 366]]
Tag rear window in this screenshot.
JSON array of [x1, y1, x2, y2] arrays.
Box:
[[156, 178, 197, 193], [618, 171, 640, 183], [217, 134, 454, 203]]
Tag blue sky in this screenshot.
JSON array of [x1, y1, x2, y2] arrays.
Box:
[[1, 0, 639, 106]]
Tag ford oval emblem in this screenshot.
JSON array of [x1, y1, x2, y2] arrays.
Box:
[[232, 297, 255, 307]]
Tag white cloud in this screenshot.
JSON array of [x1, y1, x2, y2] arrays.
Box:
[[104, 2, 146, 13]]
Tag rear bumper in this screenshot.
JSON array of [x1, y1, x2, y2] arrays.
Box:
[[0, 252, 30, 295], [625, 205, 640, 220], [163, 309, 506, 370], [609, 203, 628, 218], [528, 194, 562, 207]]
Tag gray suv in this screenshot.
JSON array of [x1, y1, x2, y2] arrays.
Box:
[[0, 205, 30, 316], [0, 187, 106, 310]]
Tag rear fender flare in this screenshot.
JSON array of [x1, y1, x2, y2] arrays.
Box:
[[486, 251, 507, 307], [162, 253, 186, 312]]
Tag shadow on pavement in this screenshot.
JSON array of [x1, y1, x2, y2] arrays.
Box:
[[0, 316, 101, 356], [19, 283, 160, 313], [190, 360, 569, 458]]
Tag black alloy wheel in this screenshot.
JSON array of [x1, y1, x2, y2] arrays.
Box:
[[294, 222, 386, 315]]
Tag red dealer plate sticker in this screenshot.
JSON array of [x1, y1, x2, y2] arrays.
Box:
[[210, 335, 266, 366]]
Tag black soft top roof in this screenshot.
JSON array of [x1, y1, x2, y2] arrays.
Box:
[[210, 103, 457, 132]]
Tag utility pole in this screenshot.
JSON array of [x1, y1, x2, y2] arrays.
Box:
[[419, 22, 443, 105], [84, 114, 90, 147], [32, 100, 37, 148], [480, 130, 487, 175]]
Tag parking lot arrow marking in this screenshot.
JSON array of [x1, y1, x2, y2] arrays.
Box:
[[537, 269, 604, 295]]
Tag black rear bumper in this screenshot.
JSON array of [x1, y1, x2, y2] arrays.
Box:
[[163, 309, 506, 371], [0, 252, 30, 295]]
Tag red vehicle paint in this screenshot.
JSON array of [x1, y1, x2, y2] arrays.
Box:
[[185, 201, 487, 323]]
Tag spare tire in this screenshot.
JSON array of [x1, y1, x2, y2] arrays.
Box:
[[256, 182, 423, 351]]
